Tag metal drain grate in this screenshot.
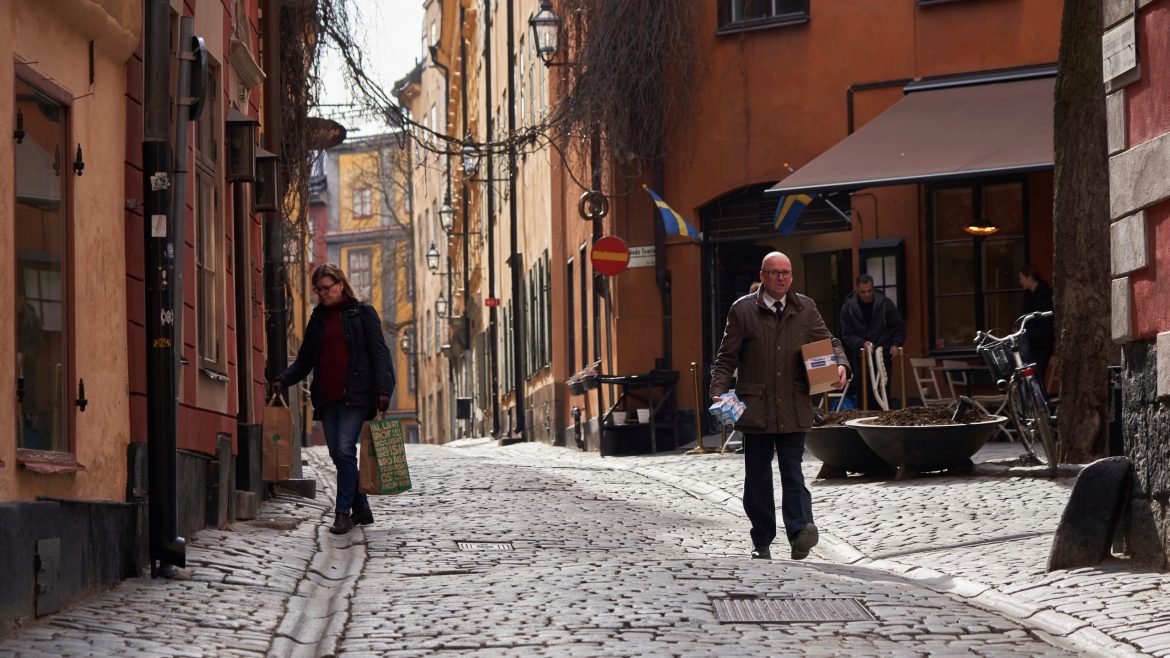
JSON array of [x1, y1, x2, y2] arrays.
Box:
[[712, 597, 875, 623], [456, 541, 514, 551]]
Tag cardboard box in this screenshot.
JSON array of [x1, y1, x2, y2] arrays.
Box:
[[801, 339, 839, 395]]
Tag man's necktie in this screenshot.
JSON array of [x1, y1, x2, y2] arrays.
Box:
[[774, 304, 784, 321]]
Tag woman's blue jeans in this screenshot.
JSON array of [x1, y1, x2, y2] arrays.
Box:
[[318, 401, 370, 515]]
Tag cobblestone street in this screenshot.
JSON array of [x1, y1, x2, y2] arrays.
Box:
[[0, 440, 1165, 656]]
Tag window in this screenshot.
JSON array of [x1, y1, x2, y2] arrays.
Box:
[[406, 330, 416, 394], [196, 71, 225, 373], [404, 243, 415, 298], [716, 0, 809, 35], [579, 244, 588, 368], [14, 76, 71, 453], [347, 247, 373, 302], [928, 181, 1027, 351], [352, 187, 372, 218], [567, 258, 575, 374]]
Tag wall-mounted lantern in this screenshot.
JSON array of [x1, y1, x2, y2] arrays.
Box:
[[253, 146, 280, 212], [226, 106, 259, 182], [435, 293, 448, 319], [461, 139, 479, 178], [399, 332, 412, 355], [439, 197, 455, 233], [426, 242, 441, 274], [529, 0, 560, 65]]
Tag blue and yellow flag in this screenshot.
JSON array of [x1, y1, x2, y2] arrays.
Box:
[[773, 193, 814, 236], [643, 186, 701, 240]]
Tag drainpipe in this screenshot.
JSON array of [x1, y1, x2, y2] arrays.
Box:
[[506, 0, 527, 441], [262, 0, 286, 396], [143, 0, 185, 576], [484, 0, 500, 438], [460, 5, 471, 370]]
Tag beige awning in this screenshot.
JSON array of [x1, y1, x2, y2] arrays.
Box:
[[767, 77, 1054, 196]]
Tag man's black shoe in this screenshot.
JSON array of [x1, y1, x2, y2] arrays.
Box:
[[751, 545, 771, 560], [790, 524, 819, 560], [352, 507, 374, 526]]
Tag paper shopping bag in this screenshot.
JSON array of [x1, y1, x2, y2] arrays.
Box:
[[358, 416, 412, 495], [262, 397, 293, 482]]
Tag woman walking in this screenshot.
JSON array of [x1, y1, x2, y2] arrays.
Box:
[[270, 264, 395, 534]]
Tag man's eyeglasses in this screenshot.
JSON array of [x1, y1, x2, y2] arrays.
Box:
[[760, 269, 792, 279], [314, 281, 340, 295]]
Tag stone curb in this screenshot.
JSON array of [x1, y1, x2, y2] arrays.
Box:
[[452, 444, 1148, 658]]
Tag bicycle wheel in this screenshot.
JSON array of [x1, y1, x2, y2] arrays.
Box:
[[1028, 376, 1059, 469], [1007, 381, 1042, 464]]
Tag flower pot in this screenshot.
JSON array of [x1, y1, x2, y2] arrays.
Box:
[[568, 379, 586, 395], [636, 408, 651, 424], [582, 375, 599, 390], [845, 415, 1007, 480], [610, 411, 627, 426], [806, 425, 894, 478]]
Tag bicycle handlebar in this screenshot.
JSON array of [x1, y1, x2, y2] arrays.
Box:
[[975, 311, 1053, 346]]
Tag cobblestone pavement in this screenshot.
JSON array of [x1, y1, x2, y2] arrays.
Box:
[[0, 441, 1093, 657], [448, 438, 1168, 656]]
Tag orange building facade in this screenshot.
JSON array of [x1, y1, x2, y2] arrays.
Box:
[[552, 0, 1065, 449]]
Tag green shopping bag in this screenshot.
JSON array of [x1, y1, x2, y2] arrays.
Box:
[[358, 416, 412, 494]]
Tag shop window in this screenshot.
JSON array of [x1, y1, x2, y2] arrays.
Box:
[[196, 68, 225, 374], [717, 0, 809, 35], [14, 76, 71, 453], [352, 186, 372, 218], [567, 258, 576, 374], [347, 246, 373, 302], [928, 181, 1027, 352]]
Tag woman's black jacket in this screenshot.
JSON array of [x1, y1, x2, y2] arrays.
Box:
[[276, 299, 395, 420]]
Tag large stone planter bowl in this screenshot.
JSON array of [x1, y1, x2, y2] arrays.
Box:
[[806, 426, 895, 478], [845, 416, 1008, 480]]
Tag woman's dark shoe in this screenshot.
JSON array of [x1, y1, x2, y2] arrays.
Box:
[[351, 507, 374, 526], [329, 512, 353, 535]]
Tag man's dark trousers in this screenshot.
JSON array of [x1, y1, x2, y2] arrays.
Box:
[[743, 432, 813, 548]]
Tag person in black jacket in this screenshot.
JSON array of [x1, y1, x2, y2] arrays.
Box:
[[270, 264, 395, 535], [1018, 263, 1055, 386], [840, 274, 905, 408]]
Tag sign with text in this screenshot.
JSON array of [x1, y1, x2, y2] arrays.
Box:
[[628, 245, 656, 268], [484, 297, 500, 307], [1102, 17, 1137, 82]]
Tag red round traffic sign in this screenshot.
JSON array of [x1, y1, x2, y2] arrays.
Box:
[[591, 235, 629, 276]]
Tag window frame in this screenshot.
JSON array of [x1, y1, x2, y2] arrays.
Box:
[[716, 0, 810, 36], [196, 71, 227, 375], [13, 66, 78, 461], [926, 177, 1031, 357], [352, 186, 373, 218]]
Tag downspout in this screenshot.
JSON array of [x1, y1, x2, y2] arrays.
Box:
[[262, 0, 287, 395], [484, 0, 500, 438], [143, 0, 185, 576], [506, 0, 527, 440], [460, 6, 472, 396]]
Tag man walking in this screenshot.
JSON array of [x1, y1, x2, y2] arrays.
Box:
[[840, 274, 905, 408], [710, 252, 849, 560]]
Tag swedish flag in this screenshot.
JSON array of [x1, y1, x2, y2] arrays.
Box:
[[643, 186, 701, 240], [773, 193, 813, 236]]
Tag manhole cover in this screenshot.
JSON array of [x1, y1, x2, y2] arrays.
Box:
[[712, 597, 874, 623], [456, 541, 514, 551]]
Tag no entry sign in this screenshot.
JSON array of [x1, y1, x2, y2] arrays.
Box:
[[591, 236, 629, 276]]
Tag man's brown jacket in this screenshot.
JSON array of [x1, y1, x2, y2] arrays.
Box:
[[709, 290, 850, 433]]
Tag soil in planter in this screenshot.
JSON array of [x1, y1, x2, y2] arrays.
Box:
[[856, 405, 994, 426], [816, 409, 881, 427]]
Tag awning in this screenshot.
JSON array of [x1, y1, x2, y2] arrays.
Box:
[[767, 76, 1054, 196]]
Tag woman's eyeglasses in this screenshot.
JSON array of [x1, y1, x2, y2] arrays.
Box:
[[314, 281, 340, 295]]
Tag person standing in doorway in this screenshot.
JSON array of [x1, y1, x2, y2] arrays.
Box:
[[710, 251, 849, 560], [270, 264, 395, 535], [840, 274, 905, 408], [1018, 263, 1055, 385]]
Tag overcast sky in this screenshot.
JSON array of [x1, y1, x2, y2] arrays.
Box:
[[317, 0, 425, 137]]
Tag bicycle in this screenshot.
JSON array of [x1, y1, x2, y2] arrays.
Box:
[[974, 311, 1058, 471]]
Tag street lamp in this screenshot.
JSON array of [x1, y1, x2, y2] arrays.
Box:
[[529, 0, 560, 65], [461, 139, 480, 178], [426, 242, 440, 274], [439, 198, 455, 233], [399, 331, 413, 356], [435, 293, 448, 319]]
